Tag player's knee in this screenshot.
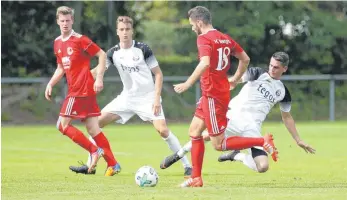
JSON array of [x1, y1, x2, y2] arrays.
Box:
[[56, 117, 66, 133], [202, 131, 211, 141], [188, 126, 196, 136], [211, 142, 223, 151], [56, 117, 61, 130], [56, 117, 71, 134], [57, 123, 63, 133], [251, 148, 269, 173], [57, 122, 67, 134], [255, 160, 269, 173], [257, 164, 269, 173], [210, 136, 225, 151], [98, 116, 109, 128], [157, 126, 169, 137], [86, 124, 100, 137], [98, 121, 106, 128]]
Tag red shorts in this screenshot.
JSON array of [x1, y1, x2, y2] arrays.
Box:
[[194, 96, 229, 136], [59, 96, 101, 120]]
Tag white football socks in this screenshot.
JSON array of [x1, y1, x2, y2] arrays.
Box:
[[163, 131, 191, 168], [86, 136, 96, 168], [234, 152, 258, 172], [177, 135, 211, 158], [177, 140, 192, 157]]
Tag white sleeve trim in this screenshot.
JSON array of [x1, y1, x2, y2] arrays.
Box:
[[106, 58, 113, 70], [280, 102, 291, 112], [241, 72, 249, 83], [146, 55, 159, 69]]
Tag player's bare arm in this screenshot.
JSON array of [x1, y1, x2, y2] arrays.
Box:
[[151, 66, 163, 116], [90, 64, 102, 80], [45, 63, 65, 101], [229, 51, 250, 90], [93, 49, 107, 93], [281, 111, 316, 154], [90, 47, 114, 80], [174, 56, 210, 94], [227, 75, 244, 90]]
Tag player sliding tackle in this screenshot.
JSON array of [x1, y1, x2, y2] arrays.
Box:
[[161, 52, 316, 175], [170, 6, 279, 188]]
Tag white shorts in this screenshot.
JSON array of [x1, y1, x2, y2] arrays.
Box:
[[225, 111, 263, 150], [102, 92, 165, 124]]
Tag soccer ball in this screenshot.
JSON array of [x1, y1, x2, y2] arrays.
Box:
[[135, 166, 159, 187]]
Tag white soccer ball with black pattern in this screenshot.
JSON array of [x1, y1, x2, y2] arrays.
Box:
[[135, 166, 159, 187]]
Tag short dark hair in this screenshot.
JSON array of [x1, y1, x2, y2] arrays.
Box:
[[188, 6, 212, 25], [272, 52, 289, 66]]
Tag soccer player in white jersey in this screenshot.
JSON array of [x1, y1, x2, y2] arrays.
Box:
[[69, 16, 192, 177], [160, 52, 315, 173]]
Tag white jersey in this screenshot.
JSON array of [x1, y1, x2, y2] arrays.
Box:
[[227, 67, 292, 125], [106, 40, 159, 97]]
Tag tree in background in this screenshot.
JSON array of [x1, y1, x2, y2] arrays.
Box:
[[1, 1, 347, 77]]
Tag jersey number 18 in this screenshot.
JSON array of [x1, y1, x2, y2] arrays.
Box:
[[216, 47, 231, 71]]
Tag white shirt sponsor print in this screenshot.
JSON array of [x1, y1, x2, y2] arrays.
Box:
[[62, 56, 71, 69]]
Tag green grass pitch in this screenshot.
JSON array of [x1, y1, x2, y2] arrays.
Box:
[[2, 122, 347, 200]]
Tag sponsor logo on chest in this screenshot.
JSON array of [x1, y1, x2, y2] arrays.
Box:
[[257, 84, 279, 103]]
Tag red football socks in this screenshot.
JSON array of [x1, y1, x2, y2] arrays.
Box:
[[93, 132, 117, 167], [61, 125, 98, 153], [191, 136, 205, 178], [222, 136, 264, 150]]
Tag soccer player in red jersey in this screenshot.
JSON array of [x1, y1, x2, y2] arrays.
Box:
[[45, 6, 120, 176], [173, 6, 278, 187]]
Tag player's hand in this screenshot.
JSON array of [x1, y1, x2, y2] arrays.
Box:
[[152, 98, 161, 116], [94, 78, 104, 93], [45, 84, 53, 101], [173, 82, 190, 94], [228, 77, 238, 90], [297, 140, 316, 154]]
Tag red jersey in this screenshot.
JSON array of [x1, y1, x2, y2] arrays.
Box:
[[197, 29, 244, 99], [54, 30, 101, 97]]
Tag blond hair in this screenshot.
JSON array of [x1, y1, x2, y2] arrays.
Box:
[[116, 16, 133, 28], [56, 6, 74, 19]]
